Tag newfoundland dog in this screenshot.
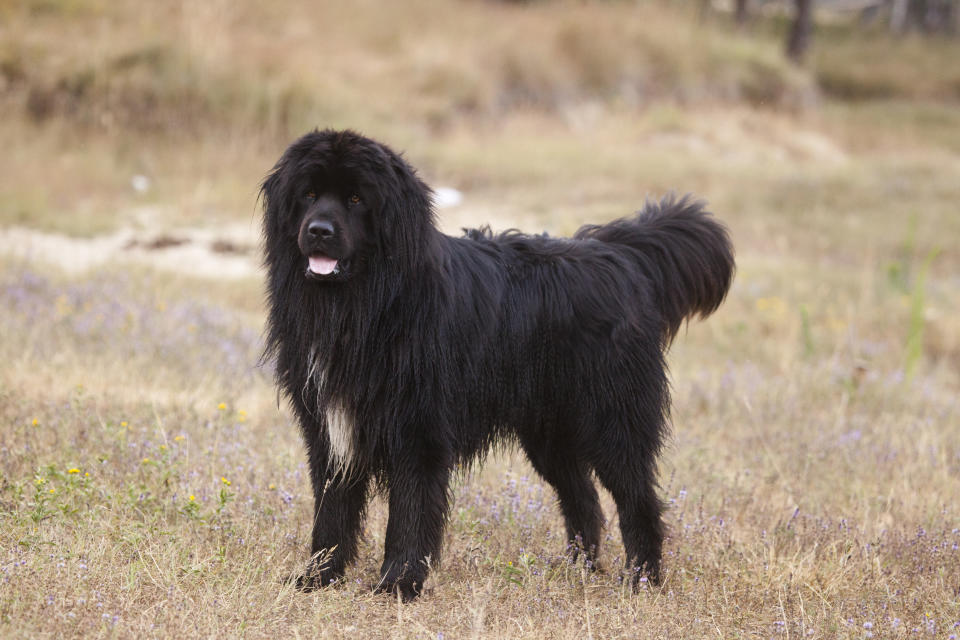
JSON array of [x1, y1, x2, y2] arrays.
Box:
[[261, 129, 734, 600]]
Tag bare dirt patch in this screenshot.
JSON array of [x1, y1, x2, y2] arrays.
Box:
[[0, 198, 522, 280], [0, 223, 260, 280]]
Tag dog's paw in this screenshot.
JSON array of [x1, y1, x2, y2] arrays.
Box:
[[625, 562, 661, 591], [289, 563, 342, 592], [374, 568, 424, 602]]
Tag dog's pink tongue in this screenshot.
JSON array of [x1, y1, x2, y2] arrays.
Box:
[[309, 256, 338, 275]]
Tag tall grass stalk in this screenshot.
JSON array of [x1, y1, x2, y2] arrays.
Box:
[[904, 247, 940, 379]]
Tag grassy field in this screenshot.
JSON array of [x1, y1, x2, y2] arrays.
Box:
[[1, 1, 959, 638]]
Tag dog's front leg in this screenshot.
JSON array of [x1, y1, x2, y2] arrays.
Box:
[[295, 428, 371, 591], [377, 441, 451, 601]]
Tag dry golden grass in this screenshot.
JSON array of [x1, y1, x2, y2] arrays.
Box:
[[2, 1, 960, 638], [2, 235, 958, 638]]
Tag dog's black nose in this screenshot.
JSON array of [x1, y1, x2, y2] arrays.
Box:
[[307, 219, 335, 239]]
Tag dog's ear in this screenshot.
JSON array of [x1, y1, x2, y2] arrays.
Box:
[[261, 156, 298, 245], [260, 152, 306, 290], [374, 147, 437, 271]]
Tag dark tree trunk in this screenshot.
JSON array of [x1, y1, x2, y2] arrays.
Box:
[[786, 0, 814, 64], [735, 0, 750, 27]]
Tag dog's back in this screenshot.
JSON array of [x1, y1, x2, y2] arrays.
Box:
[[449, 196, 734, 585]]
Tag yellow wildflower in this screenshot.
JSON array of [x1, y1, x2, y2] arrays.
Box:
[[55, 294, 72, 316], [217, 403, 227, 410], [827, 317, 848, 332], [755, 296, 787, 315], [68, 468, 80, 474]]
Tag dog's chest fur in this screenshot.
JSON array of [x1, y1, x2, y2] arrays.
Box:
[[325, 403, 355, 472], [305, 346, 356, 473]]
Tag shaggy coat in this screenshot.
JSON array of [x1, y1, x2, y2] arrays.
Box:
[[261, 129, 735, 600]]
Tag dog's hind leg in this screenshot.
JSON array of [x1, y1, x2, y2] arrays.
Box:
[[520, 436, 604, 565], [592, 445, 664, 588]]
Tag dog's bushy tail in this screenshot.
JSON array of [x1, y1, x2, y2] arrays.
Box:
[[575, 194, 735, 343]]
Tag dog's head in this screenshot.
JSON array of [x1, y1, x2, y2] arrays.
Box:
[[261, 129, 435, 284]]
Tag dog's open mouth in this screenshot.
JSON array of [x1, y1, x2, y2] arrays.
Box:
[[309, 255, 339, 275], [306, 255, 348, 280]]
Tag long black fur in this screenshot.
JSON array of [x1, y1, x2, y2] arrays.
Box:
[[261, 129, 735, 601]]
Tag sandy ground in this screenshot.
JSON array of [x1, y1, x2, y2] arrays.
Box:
[[0, 195, 520, 280], [0, 222, 262, 280]]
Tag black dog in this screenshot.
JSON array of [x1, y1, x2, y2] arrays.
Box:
[[261, 129, 734, 600]]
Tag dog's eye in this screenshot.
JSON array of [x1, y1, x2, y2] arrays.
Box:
[[305, 191, 316, 201], [348, 194, 361, 206]]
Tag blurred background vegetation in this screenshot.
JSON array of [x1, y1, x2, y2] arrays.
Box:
[[2, 0, 958, 239]]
